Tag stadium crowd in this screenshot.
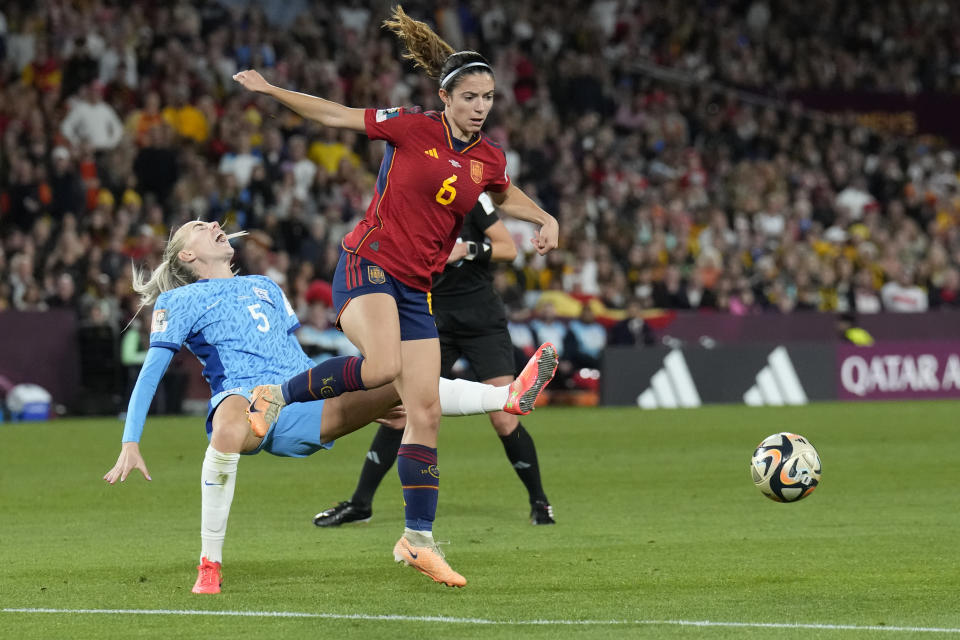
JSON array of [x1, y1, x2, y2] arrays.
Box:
[[2, 0, 960, 387]]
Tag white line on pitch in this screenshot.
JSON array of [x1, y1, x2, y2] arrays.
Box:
[[2, 608, 959, 633]]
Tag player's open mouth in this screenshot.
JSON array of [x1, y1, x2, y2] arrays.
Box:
[[470, 118, 484, 126], [216, 232, 227, 243]]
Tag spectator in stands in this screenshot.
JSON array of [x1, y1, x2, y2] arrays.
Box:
[[297, 299, 360, 364], [529, 301, 567, 358], [929, 267, 960, 310], [608, 297, 656, 347], [286, 135, 317, 203], [881, 264, 928, 313], [218, 134, 263, 190], [133, 125, 179, 206], [46, 272, 78, 310], [60, 82, 123, 152], [564, 306, 607, 370], [6, 158, 43, 232], [162, 85, 209, 144], [652, 265, 691, 310], [48, 146, 85, 220]]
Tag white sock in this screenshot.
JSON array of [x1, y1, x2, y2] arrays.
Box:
[[438, 377, 509, 416], [200, 445, 239, 564], [404, 527, 435, 546]]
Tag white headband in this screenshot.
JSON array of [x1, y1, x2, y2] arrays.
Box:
[[439, 61, 493, 89]]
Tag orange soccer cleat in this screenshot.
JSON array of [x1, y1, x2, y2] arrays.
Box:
[[503, 343, 558, 415], [246, 384, 285, 437], [393, 535, 466, 588], [191, 557, 222, 594]]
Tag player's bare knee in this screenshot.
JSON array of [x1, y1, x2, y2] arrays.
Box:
[[362, 354, 402, 388], [210, 420, 249, 454], [408, 400, 441, 429]]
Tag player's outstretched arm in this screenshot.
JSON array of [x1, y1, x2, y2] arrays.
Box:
[[488, 184, 559, 255], [233, 69, 366, 133], [103, 346, 174, 484]]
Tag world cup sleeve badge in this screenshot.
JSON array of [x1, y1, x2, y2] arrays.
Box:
[[375, 107, 401, 122], [470, 159, 484, 184], [151, 309, 168, 333]]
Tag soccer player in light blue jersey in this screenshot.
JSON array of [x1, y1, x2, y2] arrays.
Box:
[[103, 220, 557, 594]]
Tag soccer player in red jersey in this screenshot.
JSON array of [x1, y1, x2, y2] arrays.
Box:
[[233, 6, 559, 587]]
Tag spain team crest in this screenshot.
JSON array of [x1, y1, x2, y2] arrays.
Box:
[[367, 265, 387, 284], [470, 159, 484, 184]]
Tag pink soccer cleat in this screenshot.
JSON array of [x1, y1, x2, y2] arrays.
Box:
[[504, 343, 558, 415], [191, 557, 222, 594]]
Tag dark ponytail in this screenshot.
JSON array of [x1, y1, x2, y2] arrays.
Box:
[[383, 5, 493, 91]]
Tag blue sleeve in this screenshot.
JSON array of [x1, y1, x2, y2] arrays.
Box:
[[149, 289, 197, 350], [121, 346, 175, 443]]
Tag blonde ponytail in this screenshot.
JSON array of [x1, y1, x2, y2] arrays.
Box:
[[131, 255, 197, 308]]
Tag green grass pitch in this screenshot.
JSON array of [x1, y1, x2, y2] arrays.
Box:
[[2, 402, 959, 639]]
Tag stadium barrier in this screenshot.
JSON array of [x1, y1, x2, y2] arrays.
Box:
[[5, 311, 960, 414], [602, 340, 960, 407], [602, 311, 960, 407], [0, 310, 80, 415]]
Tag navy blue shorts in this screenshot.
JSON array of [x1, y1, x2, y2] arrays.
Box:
[[332, 250, 438, 342]]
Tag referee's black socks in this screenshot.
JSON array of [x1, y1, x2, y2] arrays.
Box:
[[351, 424, 405, 508], [499, 423, 548, 505]]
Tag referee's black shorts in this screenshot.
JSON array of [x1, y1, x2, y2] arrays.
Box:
[[434, 299, 515, 382]]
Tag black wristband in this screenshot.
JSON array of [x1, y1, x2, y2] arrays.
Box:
[[475, 241, 493, 266]]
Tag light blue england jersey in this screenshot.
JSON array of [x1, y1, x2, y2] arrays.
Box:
[[149, 275, 314, 396]]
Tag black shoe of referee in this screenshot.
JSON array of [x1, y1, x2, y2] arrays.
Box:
[[313, 500, 373, 527], [530, 500, 556, 525]]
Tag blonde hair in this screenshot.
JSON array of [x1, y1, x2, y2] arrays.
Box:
[[382, 5, 454, 79], [131, 224, 248, 308], [131, 224, 200, 309]]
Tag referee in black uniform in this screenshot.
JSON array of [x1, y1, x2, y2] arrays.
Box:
[[314, 194, 555, 526]]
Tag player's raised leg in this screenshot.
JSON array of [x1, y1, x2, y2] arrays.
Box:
[[248, 293, 402, 436]]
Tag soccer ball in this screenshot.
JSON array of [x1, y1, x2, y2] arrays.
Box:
[[750, 432, 821, 502]]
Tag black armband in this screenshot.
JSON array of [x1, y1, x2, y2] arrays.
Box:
[[477, 241, 493, 265], [465, 241, 493, 265]]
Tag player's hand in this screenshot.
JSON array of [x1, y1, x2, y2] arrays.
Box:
[[233, 69, 272, 94], [531, 216, 559, 255], [375, 405, 407, 430], [103, 441, 152, 484], [446, 241, 468, 264]]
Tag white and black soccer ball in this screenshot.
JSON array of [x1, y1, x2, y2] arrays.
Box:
[[750, 432, 821, 503]]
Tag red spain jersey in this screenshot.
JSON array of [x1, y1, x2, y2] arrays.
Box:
[[341, 107, 511, 291]]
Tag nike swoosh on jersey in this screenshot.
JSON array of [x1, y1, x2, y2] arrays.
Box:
[[206, 299, 223, 310]]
